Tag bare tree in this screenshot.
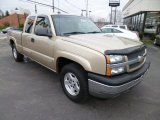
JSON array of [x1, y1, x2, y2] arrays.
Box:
[[5, 11, 9, 16], [3, 21, 10, 27], [111, 10, 123, 24], [95, 18, 107, 28], [0, 9, 4, 19]]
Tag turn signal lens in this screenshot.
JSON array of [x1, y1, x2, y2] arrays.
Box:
[[106, 55, 110, 64], [106, 68, 111, 76]]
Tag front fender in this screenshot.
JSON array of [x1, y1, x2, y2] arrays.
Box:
[[54, 50, 92, 72]]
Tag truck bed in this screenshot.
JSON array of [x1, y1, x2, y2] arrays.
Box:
[[7, 30, 22, 46]]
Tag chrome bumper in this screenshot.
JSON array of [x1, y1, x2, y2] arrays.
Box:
[[88, 69, 149, 98]]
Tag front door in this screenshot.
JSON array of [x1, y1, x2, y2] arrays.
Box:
[[31, 16, 55, 69]]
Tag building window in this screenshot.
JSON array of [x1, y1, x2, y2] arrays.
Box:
[[140, 13, 144, 32], [144, 12, 160, 34]]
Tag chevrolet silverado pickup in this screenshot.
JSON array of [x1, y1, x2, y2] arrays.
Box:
[[8, 14, 150, 102]]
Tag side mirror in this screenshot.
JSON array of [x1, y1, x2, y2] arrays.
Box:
[[35, 27, 52, 37]]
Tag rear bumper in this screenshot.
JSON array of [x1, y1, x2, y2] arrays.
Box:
[[88, 60, 150, 98]]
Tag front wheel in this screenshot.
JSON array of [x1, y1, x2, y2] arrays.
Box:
[[60, 64, 89, 103], [12, 44, 24, 62]]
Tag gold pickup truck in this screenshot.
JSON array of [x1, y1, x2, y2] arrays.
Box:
[[8, 14, 150, 102]]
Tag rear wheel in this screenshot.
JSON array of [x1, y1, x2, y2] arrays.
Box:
[[60, 63, 89, 103], [12, 44, 24, 62]]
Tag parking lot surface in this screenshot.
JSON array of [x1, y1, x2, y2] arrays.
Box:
[[0, 34, 160, 120]]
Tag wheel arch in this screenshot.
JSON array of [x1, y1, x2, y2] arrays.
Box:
[[55, 51, 92, 73], [10, 39, 15, 47]]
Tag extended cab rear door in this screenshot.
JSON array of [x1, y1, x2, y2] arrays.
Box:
[[22, 16, 36, 57], [30, 15, 55, 69]]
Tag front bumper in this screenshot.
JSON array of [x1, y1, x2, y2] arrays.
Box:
[[88, 60, 150, 98]]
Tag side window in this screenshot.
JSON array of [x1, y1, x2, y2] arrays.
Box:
[[120, 26, 126, 29], [112, 25, 118, 28], [112, 29, 123, 33], [101, 28, 112, 33], [25, 16, 35, 33], [34, 16, 52, 35]]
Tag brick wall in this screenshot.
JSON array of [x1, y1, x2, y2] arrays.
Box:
[[0, 13, 28, 27]]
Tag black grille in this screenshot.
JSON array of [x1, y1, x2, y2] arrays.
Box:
[[129, 60, 144, 69], [127, 47, 145, 61], [127, 46, 146, 72]]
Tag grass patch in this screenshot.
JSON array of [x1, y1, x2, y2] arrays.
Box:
[[0, 26, 6, 30], [141, 39, 154, 45], [142, 38, 160, 48]]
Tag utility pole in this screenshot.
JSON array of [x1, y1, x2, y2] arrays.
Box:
[[35, 4, 37, 14], [86, 0, 88, 17], [17, 14, 20, 27], [89, 11, 91, 17], [114, 7, 117, 24], [110, 7, 112, 24], [52, 0, 54, 12], [81, 10, 86, 16], [24, 0, 68, 13]]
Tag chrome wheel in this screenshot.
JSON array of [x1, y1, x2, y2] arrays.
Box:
[[13, 47, 17, 59], [64, 72, 80, 96]]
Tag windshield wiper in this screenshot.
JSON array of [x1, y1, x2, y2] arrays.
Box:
[[63, 32, 86, 36], [86, 31, 101, 34]]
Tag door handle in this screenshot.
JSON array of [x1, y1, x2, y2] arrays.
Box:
[[31, 38, 35, 43]]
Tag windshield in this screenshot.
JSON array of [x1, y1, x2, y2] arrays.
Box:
[[52, 15, 101, 36]]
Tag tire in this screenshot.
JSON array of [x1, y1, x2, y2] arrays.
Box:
[[12, 44, 24, 62], [60, 63, 89, 103]]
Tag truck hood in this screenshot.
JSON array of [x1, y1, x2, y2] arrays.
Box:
[[61, 33, 143, 54]]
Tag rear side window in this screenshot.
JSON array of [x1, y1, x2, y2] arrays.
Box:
[[105, 25, 110, 27], [25, 16, 35, 33], [112, 25, 118, 28], [120, 26, 126, 29], [119, 25, 126, 29]]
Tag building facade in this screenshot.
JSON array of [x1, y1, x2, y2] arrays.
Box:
[[123, 0, 160, 34], [0, 13, 27, 27]]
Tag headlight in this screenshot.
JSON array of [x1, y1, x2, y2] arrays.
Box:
[[106, 67, 126, 76], [106, 55, 126, 76], [106, 55, 125, 64]]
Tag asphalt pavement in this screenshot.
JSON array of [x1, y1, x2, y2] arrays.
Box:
[[0, 34, 160, 120]]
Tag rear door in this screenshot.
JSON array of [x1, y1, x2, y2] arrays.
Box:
[[30, 15, 55, 69], [22, 16, 36, 57]]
